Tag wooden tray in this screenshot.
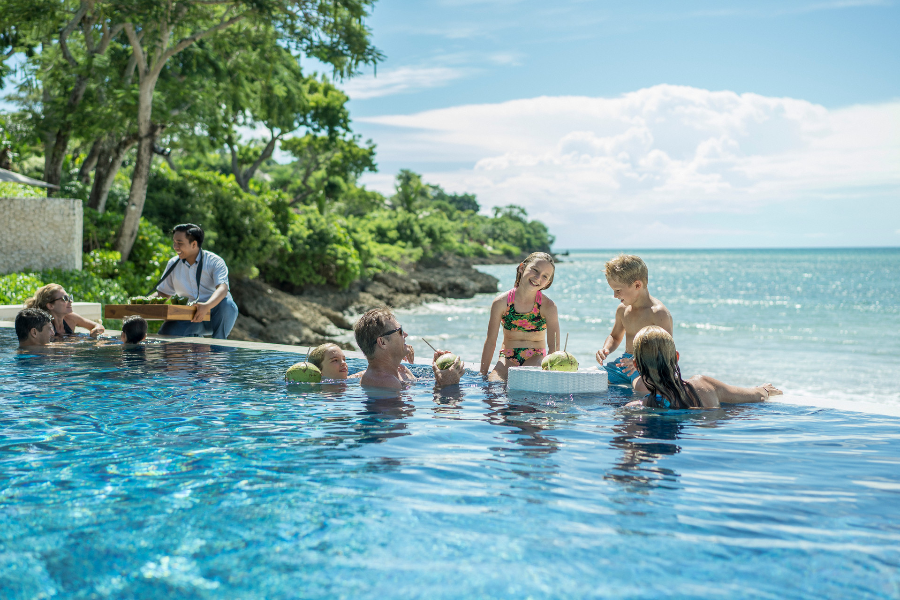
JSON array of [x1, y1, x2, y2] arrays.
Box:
[[104, 304, 210, 321]]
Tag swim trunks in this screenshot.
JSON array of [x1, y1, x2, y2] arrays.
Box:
[[604, 352, 640, 385], [500, 289, 546, 332], [500, 347, 547, 366]]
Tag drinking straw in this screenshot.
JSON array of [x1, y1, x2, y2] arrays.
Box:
[[564, 333, 569, 353], [421, 338, 438, 353]]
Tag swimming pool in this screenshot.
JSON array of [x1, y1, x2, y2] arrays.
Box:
[[2, 329, 899, 599]]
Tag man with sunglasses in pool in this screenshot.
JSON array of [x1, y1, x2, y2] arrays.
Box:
[[354, 308, 465, 390]]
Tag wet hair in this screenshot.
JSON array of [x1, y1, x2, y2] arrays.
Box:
[[605, 254, 648, 285], [15, 308, 52, 341], [632, 326, 701, 409], [308, 343, 341, 369], [24, 283, 65, 312], [122, 315, 148, 344], [514, 252, 555, 290], [172, 223, 204, 247], [353, 307, 395, 358]]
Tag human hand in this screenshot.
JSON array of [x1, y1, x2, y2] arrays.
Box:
[[404, 343, 415, 364], [432, 350, 464, 388], [759, 384, 782, 399], [596, 348, 610, 364], [619, 356, 637, 376], [90, 324, 105, 338], [191, 302, 211, 323]]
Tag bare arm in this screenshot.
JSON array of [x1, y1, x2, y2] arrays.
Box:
[[543, 298, 560, 354], [65, 313, 105, 337], [596, 305, 626, 364], [480, 297, 504, 375], [192, 283, 228, 323], [701, 376, 782, 404]]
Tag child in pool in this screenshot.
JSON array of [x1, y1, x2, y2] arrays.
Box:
[[595, 254, 672, 393], [121, 315, 148, 345], [480, 252, 561, 381], [309, 342, 415, 380], [626, 326, 782, 409]]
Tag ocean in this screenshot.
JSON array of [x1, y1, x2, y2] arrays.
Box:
[[395, 248, 900, 415]]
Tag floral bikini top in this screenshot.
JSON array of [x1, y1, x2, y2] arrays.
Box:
[[501, 288, 547, 332]]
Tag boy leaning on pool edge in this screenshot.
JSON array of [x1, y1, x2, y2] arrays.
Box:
[[596, 254, 673, 394]]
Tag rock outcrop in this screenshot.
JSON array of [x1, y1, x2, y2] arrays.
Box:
[[228, 258, 500, 348]]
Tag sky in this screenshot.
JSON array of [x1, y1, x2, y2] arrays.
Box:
[[322, 0, 900, 249]]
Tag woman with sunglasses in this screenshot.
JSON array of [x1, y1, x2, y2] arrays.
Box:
[[25, 284, 105, 338]]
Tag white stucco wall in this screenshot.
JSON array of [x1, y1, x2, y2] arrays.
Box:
[[0, 197, 83, 274]]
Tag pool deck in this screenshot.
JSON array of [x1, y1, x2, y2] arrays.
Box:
[[0, 321, 371, 361]]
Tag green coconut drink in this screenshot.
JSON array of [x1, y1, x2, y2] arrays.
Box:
[[541, 351, 579, 371], [435, 353, 458, 370], [285, 361, 322, 383]]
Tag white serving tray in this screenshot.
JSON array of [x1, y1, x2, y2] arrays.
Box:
[[507, 366, 608, 395]]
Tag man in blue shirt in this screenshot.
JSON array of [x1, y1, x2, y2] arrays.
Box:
[[152, 223, 239, 339]]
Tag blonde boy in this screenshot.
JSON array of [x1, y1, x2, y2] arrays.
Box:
[[596, 254, 673, 392]]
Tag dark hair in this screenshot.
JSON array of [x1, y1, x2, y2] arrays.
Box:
[[632, 326, 701, 409], [353, 307, 395, 358], [173, 223, 204, 247], [15, 308, 51, 341], [122, 315, 148, 344], [514, 252, 555, 290]]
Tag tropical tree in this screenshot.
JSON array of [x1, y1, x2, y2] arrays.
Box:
[[112, 0, 380, 260]]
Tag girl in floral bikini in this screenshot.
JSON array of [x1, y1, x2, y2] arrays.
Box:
[[480, 252, 561, 381]]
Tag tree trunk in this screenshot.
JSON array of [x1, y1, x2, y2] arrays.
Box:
[[78, 139, 103, 184], [115, 79, 156, 261], [44, 76, 91, 194], [89, 134, 137, 212]]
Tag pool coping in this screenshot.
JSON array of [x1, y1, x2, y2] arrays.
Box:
[[0, 321, 372, 361]]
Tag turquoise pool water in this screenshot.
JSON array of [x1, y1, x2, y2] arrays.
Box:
[[2, 330, 899, 598]]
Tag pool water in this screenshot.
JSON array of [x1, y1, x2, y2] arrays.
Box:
[[1, 330, 899, 599]]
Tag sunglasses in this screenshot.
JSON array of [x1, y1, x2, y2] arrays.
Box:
[[380, 326, 404, 339], [51, 294, 74, 303]]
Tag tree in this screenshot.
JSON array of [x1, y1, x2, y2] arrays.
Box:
[[278, 131, 376, 213], [1, 1, 125, 192], [392, 169, 430, 212], [113, 0, 381, 261]]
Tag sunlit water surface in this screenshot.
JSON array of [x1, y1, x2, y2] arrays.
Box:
[[1, 326, 899, 599], [398, 248, 900, 414]]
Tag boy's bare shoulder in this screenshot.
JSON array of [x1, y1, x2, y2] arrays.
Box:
[[649, 295, 673, 325]]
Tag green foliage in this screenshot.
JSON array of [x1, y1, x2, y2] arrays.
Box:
[[262, 205, 361, 288], [0, 181, 45, 198], [143, 166, 283, 276], [0, 272, 46, 304], [83, 208, 171, 296]]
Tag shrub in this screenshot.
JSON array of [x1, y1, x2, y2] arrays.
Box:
[[143, 167, 283, 276], [262, 208, 361, 289]]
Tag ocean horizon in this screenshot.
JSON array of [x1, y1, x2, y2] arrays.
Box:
[[385, 247, 900, 416]]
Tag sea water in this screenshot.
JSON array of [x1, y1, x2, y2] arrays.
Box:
[[398, 248, 900, 415], [1, 248, 900, 599]]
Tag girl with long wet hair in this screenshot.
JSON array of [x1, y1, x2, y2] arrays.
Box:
[[630, 326, 782, 409]]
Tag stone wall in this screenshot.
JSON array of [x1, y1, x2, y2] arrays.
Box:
[[0, 197, 83, 274]]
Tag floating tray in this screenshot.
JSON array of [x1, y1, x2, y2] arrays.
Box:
[[104, 304, 209, 321], [507, 366, 608, 395]]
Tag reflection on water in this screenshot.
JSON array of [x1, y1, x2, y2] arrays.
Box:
[[1, 330, 899, 599]]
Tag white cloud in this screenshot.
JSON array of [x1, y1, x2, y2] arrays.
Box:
[[342, 66, 468, 100], [359, 85, 900, 222]]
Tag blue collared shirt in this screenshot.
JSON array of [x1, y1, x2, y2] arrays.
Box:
[[156, 249, 232, 302]]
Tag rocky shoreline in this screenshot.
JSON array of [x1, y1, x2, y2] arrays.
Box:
[[229, 254, 505, 349]]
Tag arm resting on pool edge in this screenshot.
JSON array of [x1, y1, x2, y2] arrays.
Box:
[[700, 376, 783, 404]]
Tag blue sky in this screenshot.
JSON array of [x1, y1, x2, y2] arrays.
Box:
[[329, 0, 900, 248]]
